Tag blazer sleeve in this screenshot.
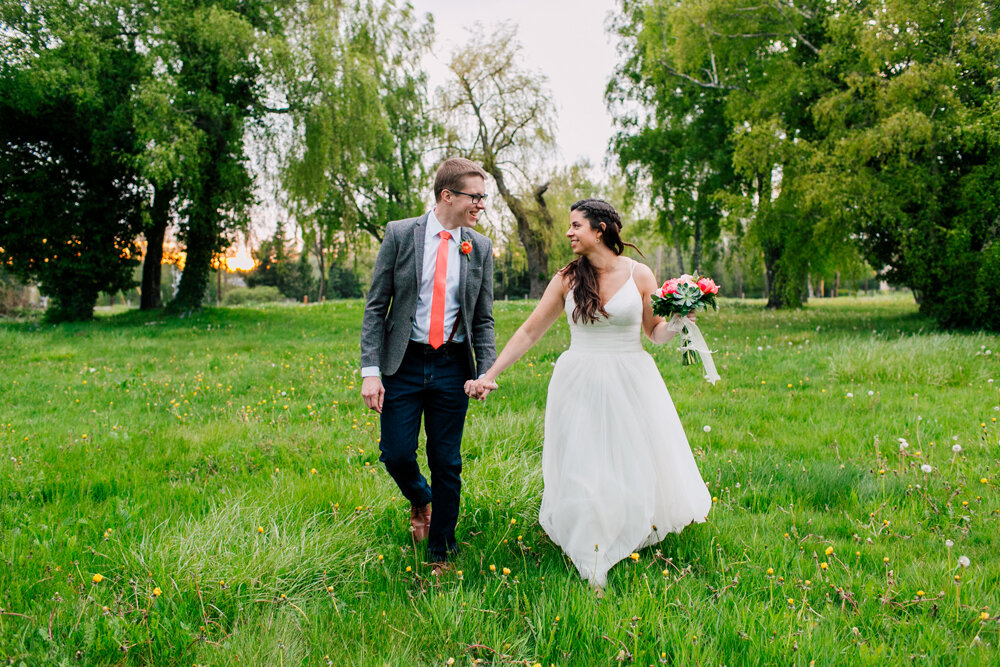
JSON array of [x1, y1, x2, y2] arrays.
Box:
[[471, 236, 497, 376], [360, 223, 398, 369]]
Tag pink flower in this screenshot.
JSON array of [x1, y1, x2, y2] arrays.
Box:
[[697, 277, 719, 294], [661, 278, 680, 295]]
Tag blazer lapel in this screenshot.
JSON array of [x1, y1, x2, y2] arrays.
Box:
[[412, 213, 428, 292], [459, 230, 469, 312]]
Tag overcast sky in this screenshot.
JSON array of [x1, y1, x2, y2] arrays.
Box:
[[411, 0, 620, 169]]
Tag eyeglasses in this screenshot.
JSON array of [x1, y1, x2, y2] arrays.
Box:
[[446, 189, 488, 205]]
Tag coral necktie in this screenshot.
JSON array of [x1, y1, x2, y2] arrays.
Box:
[[428, 230, 451, 349]]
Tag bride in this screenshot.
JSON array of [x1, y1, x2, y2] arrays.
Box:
[[467, 199, 712, 587]]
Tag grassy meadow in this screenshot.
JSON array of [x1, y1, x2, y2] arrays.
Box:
[[1, 294, 998, 665]]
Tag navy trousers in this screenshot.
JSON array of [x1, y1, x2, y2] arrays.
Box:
[[380, 341, 470, 560]]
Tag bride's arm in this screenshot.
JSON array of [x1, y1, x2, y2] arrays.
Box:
[[635, 263, 680, 345], [479, 272, 567, 386]]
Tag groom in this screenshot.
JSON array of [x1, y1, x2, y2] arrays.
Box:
[[360, 157, 496, 565]]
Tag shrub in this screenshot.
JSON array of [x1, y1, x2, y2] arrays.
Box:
[[222, 286, 284, 306]]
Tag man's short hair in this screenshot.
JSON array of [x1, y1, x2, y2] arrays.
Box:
[[434, 158, 488, 202]]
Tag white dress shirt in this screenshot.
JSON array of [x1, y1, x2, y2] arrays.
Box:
[[361, 209, 463, 377]]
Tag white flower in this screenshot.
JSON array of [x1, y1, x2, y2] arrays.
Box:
[[921, 464, 933, 474], [952, 444, 962, 453], [703, 425, 712, 433], [958, 555, 971, 568], [867, 390, 874, 396], [945, 539, 954, 548], [846, 392, 854, 398], [898, 439, 909, 450]]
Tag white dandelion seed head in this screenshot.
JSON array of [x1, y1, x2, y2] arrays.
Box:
[[846, 392, 854, 398], [958, 555, 971, 568], [868, 390, 874, 396], [952, 435, 959, 441], [945, 539, 954, 548], [703, 425, 712, 433], [921, 464, 933, 474], [952, 444, 962, 453]]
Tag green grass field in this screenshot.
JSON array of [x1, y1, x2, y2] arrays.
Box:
[[1, 295, 998, 665]]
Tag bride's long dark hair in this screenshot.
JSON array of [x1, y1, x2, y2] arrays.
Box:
[[562, 199, 643, 324]]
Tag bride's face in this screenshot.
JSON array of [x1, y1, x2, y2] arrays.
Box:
[[566, 210, 602, 255]]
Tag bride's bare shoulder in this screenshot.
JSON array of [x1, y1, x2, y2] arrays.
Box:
[[554, 267, 572, 295]]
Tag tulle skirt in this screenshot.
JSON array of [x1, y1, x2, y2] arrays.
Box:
[[539, 347, 712, 587]]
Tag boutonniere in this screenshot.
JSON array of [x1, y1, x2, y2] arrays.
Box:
[[460, 240, 473, 259]]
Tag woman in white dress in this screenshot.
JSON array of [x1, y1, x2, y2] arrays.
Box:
[[468, 199, 712, 587]]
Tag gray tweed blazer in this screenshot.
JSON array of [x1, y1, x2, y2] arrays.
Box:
[[360, 213, 497, 378]]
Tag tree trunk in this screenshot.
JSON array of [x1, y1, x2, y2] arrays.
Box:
[[171, 132, 224, 313], [834, 271, 840, 298], [140, 185, 173, 310], [690, 218, 702, 274], [315, 240, 326, 302], [482, 155, 550, 298]]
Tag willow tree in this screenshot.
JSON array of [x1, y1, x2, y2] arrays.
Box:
[[282, 0, 434, 299], [441, 23, 558, 298]]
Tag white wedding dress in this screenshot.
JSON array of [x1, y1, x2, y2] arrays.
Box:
[[539, 260, 712, 587]]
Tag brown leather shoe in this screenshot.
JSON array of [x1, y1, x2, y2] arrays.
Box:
[[410, 504, 431, 542], [430, 561, 453, 577]]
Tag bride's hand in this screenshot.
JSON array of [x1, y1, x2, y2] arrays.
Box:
[[474, 377, 498, 401]]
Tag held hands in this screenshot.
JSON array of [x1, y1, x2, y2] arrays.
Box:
[[464, 377, 498, 401]]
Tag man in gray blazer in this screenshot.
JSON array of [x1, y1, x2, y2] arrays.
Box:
[[360, 157, 496, 567]]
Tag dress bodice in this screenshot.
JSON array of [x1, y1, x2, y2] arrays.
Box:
[[564, 262, 643, 353]]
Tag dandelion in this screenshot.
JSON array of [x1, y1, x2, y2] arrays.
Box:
[[845, 392, 853, 398], [916, 590, 924, 597], [867, 390, 874, 396], [510, 518, 517, 525], [898, 439, 909, 451], [981, 612, 991, 621], [629, 552, 640, 561], [946, 539, 954, 548], [92, 574, 103, 584], [766, 568, 774, 575], [952, 444, 962, 453], [257, 526, 264, 533], [703, 425, 711, 433], [921, 464, 933, 473], [820, 562, 829, 570], [958, 556, 971, 568], [489, 564, 496, 572], [153, 587, 162, 597], [825, 546, 834, 556], [310, 468, 317, 475], [502, 567, 511, 575]]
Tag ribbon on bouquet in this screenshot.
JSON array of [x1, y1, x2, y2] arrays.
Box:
[[666, 313, 721, 385]]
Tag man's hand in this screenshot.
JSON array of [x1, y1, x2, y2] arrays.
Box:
[[361, 376, 385, 413]]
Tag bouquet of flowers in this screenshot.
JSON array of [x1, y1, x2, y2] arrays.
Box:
[[651, 275, 720, 383]]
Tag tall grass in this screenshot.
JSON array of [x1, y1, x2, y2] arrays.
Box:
[[1, 295, 997, 664]]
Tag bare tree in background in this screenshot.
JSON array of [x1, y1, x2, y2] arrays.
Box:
[[441, 23, 558, 298]]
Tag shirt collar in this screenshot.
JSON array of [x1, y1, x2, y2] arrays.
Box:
[[427, 209, 461, 243]]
